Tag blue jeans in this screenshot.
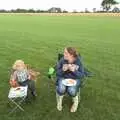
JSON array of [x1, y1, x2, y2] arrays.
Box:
[[56, 79, 80, 97]]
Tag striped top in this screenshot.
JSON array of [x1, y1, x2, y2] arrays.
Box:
[[11, 69, 29, 83]]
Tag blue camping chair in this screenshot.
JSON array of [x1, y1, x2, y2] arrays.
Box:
[[48, 53, 93, 102], [48, 53, 93, 86]]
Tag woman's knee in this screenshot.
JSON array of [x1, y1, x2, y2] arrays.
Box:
[[67, 87, 77, 97], [56, 79, 66, 95], [56, 85, 66, 95]]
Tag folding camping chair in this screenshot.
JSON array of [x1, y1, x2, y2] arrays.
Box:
[[48, 53, 93, 103], [8, 86, 28, 114], [48, 53, 93, 86]]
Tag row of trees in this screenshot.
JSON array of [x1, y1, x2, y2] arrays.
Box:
[[0, 0, 119, 13], [101, 0, 119, 11], [0, 9, 49, 13], [0, 8, 120, 13], [0, 8, 69, 13]]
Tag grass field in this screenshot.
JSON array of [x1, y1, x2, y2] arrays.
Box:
[[0, 14, 120, 120]]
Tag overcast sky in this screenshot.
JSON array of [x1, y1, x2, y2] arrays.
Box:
[[0, 0, 120, 11]]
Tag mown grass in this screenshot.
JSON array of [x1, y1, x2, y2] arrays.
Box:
[[0, 15, 120, 120]]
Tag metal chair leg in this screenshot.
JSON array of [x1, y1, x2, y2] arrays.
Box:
[[8, 97, 25, 115]]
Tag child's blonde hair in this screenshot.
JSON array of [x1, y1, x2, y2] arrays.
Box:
[[12, 60, 40, 80], [12, 60, 26, 70]]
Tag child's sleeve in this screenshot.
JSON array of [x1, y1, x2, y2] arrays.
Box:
[[10, 71, 17, 81], [26, 69, 31, 80]]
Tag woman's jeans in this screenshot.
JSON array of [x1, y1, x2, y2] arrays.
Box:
[[56, 79, 80, 97]]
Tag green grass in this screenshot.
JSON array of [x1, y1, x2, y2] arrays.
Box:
[[0, 15, 120, 120]]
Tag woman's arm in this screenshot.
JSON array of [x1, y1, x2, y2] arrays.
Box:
[[71, 58, 84, 79]]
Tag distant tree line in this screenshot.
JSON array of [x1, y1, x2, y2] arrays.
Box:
[[0, 8, 69, 13], [0, 0, 120, 14], [0, 8, 120, 13]]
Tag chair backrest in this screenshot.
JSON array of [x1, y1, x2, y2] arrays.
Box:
[[58, 53, 64, 61]]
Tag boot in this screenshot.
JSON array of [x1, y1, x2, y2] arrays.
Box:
[[56, 93, 64, 111], [70, 95, 79, 112]]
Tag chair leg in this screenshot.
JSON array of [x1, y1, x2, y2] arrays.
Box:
[[78, 88, 81, 103], [8, 97, 25, 115]]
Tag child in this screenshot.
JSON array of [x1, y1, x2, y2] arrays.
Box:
[[10, 60, 37, 97]]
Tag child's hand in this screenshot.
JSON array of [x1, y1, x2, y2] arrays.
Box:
[[28, 75, 31, 80], [9, 80, 18, 88]]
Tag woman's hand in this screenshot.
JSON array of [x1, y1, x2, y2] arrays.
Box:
[[68, 64, 76, 72], [62, 64, 69, 71]]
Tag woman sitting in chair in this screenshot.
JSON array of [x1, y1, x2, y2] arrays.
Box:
[[56, 47, 84, 112]]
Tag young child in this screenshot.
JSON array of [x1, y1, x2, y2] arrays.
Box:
[[10, 60, 37, 97]]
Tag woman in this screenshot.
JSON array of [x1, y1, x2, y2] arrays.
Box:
[[56, 47, 84, 112]]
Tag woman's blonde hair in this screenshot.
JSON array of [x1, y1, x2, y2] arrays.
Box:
[[12, 60, 26, 70]]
